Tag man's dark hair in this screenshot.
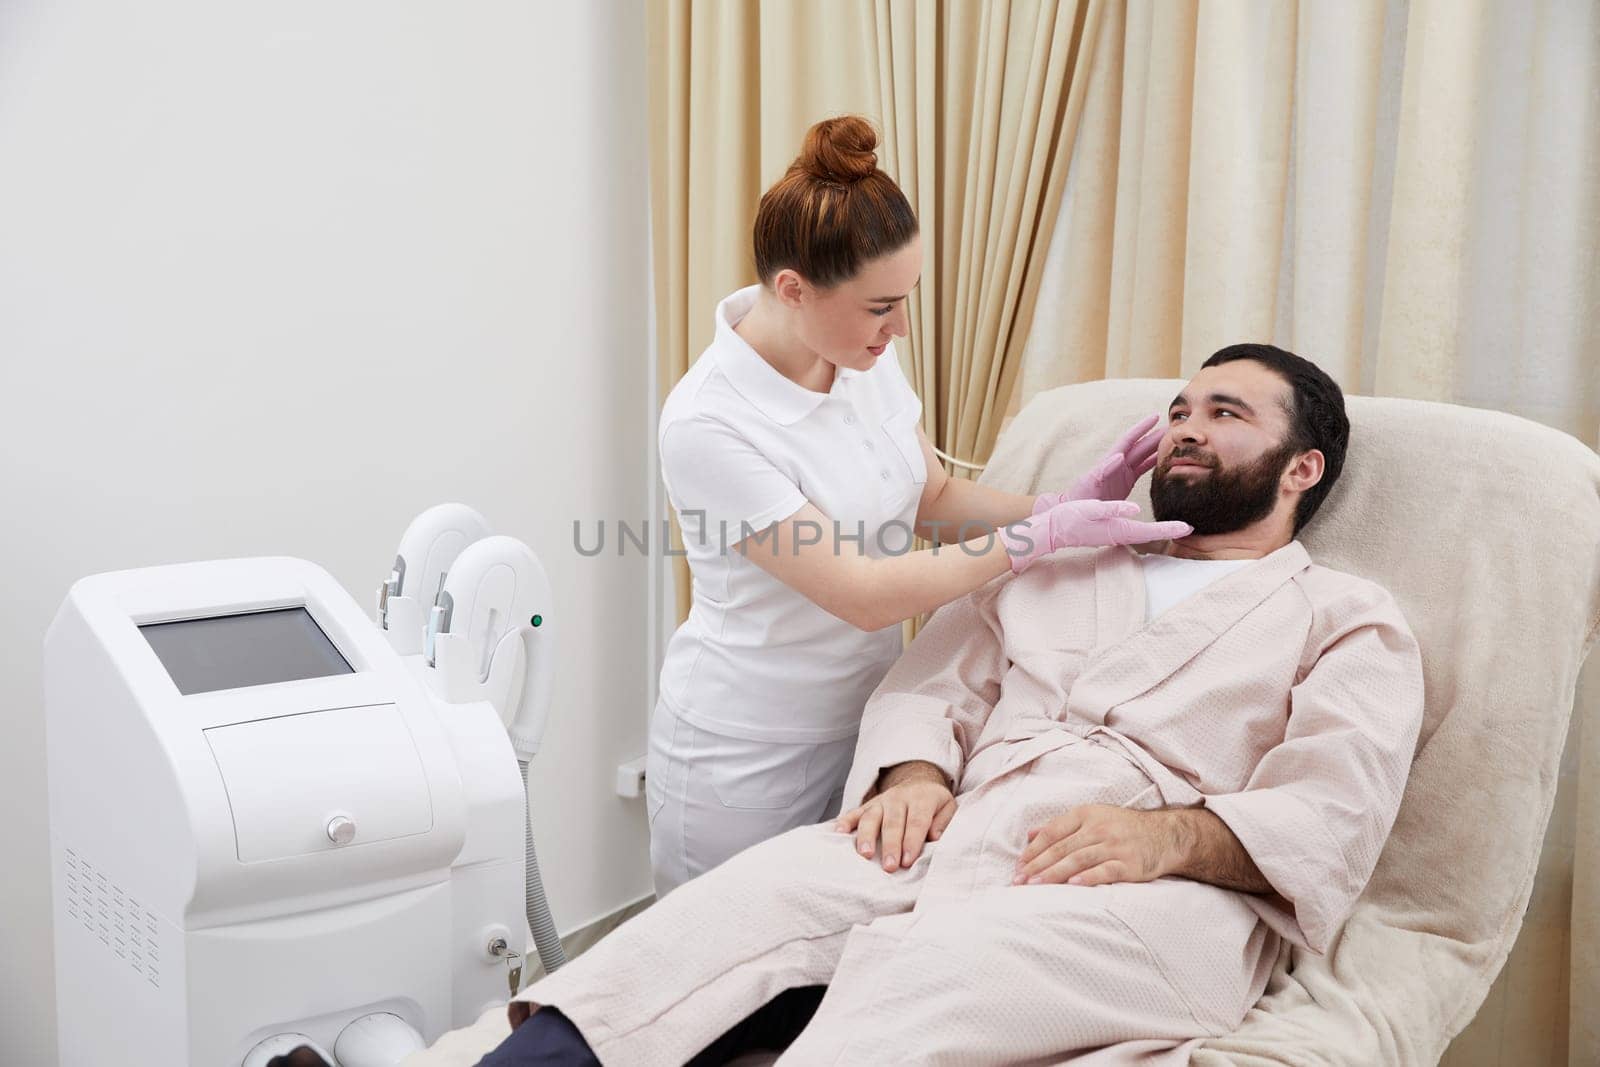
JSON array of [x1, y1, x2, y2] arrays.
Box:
[[1200, 343, 1349, 535]]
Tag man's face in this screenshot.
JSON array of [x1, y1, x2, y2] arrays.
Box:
[[1150, 362, 1299, 536]]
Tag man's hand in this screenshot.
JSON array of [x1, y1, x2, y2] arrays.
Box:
[[834, 761, 956, 873], [1014, 804, 1177, 886], [1014, 804, 1271, 892]]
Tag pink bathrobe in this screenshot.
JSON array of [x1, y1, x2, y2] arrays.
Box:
[[518, 541, 1425, 1065]]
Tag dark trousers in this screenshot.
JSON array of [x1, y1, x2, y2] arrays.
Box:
[[475, 986, 827, 1066]]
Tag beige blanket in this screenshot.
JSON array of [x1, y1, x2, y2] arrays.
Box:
[[403, 380, 1600, 1066]]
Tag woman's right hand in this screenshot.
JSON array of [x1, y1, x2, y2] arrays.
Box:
[[1003, 499, 1192, 575], [1033, 413, 1165, 509]]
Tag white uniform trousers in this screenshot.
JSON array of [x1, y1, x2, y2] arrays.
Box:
[[646, 697, 858, 897]]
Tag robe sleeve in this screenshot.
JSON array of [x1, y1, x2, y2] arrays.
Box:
[[840, 576, 1010, 811], [1201, 582, 1424, 953]]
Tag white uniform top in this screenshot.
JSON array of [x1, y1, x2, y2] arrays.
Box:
[[1140, 552, 1255, 623], [657, 285, 928, 743]]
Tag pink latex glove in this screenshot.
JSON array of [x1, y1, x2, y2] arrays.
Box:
[[1032, 414, 1165, 515], [1003, 499, 1192, 575]]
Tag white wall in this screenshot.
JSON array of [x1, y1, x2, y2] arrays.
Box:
[[0, 2, 652, 1062]]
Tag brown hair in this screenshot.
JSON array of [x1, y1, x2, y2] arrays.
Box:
[[752, 116, 919, 290]]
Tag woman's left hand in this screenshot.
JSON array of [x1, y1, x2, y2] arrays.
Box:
[[1033, 414, 1164, 512]]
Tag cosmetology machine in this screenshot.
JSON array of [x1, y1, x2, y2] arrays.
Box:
[[45, 504, 567, 1066]]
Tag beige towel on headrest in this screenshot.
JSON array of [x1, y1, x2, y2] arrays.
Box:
[[981, 379, 1600, 1065]]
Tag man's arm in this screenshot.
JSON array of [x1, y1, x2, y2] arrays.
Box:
[[1157, 808, 1272, 892], [1013, 804, 1271, 893], [1019, 584, 1422, 958], [837, 759, 958, 871], [1018, 582, 1424, 958], [837, 577, 1009, 813], [1196, 584, 1424, 951], [863, 759, 950, 801]]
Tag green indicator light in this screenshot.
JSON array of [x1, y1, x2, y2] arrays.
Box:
[[531, 614, 543, 627]]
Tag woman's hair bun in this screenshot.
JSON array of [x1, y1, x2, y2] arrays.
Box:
[[797, 115, 879, 184], [753, 113, 915, 288]]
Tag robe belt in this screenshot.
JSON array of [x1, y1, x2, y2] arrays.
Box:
[[966, 717, 1205, 808]]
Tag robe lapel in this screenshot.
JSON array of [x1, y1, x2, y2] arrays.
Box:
[[1066, 541, 1312, 723]]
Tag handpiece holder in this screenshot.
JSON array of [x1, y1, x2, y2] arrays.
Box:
[[377, 503, 492, 655], [424, 535, 556, 761]]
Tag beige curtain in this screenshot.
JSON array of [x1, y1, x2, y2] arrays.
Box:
[[648, 0, 877, 620], [1015, 1, 1600, 1062], [648, 0, 1106, 622]]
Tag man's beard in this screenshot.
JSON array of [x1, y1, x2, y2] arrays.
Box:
[[1150, 440, 1296, 536]]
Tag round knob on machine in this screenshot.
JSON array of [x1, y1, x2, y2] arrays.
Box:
[[326, 815, 356, 845]]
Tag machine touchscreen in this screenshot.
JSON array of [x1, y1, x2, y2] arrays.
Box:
[[139, 607, 353, 695]]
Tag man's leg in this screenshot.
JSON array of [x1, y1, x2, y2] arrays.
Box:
[[776, 878, 1275, 1065], [505, 822, 926, 1067], [483, 987, 828, 1067], [476, 1007, 600, 1066], [685, 986, 827, 1066]]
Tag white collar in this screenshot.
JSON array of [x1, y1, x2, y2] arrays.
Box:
[[711, 285, 858, 426]]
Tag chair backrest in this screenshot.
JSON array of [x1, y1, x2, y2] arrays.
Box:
[[983, 378, 1600, 1056]]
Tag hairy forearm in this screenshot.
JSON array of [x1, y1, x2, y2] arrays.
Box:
[[1155, 808, 1272, 894], [915, 477, 1036, 543], [869, 759, 949, 799]]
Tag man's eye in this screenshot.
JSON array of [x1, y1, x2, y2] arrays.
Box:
[[1216, 409, 1237, 418], [871, 306, 893, 316], [1170, 412, 1187, 422]]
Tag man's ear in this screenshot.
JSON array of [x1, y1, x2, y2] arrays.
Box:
[[1284, 449, 1325, 493]]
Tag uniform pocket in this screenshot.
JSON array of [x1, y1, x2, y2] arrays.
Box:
[[707, 733, 816, 811], [645, 702, 686, 824], [880, 407, 927, 488]]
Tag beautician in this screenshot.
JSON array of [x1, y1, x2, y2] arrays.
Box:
[[647, 115, 1190, 895]]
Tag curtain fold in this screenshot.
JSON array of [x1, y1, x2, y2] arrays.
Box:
[[1286, 0, 1386, 388], [1179, 0, 1296, 363], [1372, 0, 1489, 401]]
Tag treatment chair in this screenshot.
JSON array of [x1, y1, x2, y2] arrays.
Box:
[[402, 380, 1600, 1067]]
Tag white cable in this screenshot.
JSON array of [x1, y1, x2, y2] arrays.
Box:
[[930, 443, 988, 472]]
